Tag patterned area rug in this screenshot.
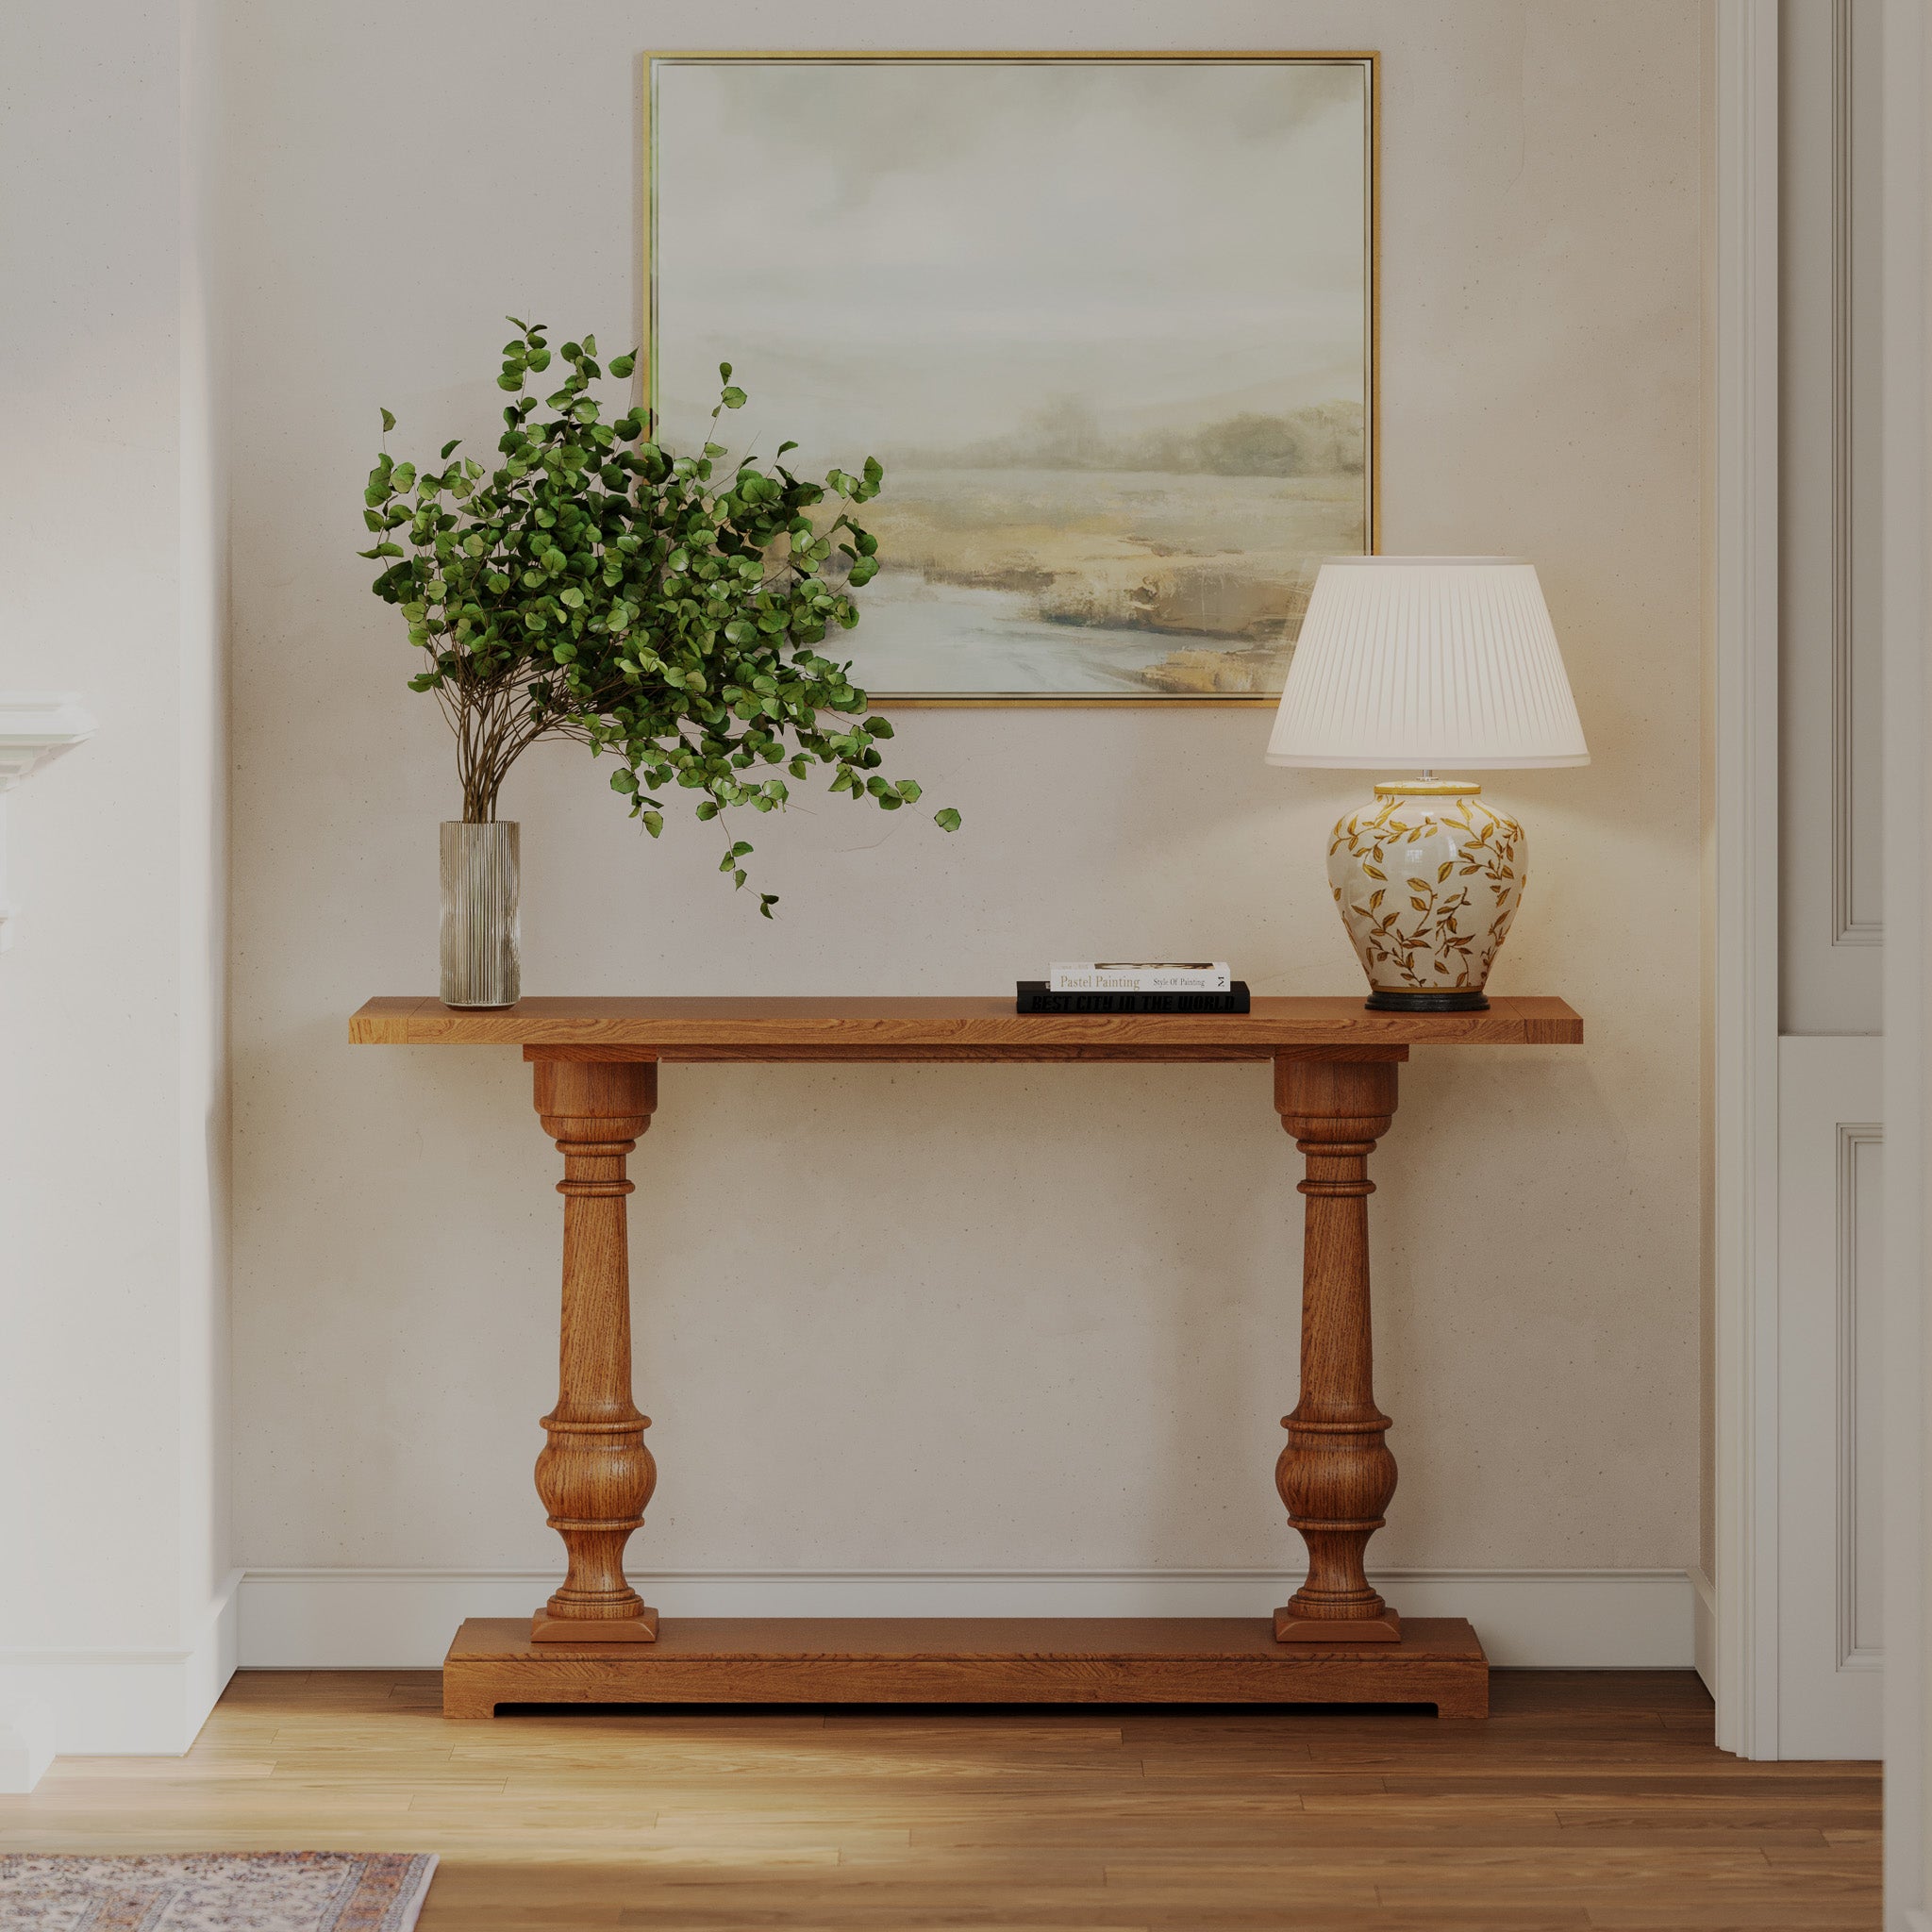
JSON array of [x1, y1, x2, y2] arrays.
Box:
[[0, 1854, 438, 1930]]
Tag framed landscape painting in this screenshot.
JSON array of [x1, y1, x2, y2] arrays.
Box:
[[645, 53, 1377, 703]]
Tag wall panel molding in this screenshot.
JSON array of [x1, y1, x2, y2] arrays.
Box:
[[1836, 1122, 1883, 1667], [1779, 0, 1880, 1030], [1776, 1035, 1883, 1758], [1830, 0, 1882, 947]]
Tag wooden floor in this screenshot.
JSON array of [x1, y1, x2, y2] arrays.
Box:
[[0, 1669, 1878, 1929]]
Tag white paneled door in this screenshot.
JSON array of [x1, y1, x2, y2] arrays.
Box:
[[1759, 0, 1884, 1765], [1776, 1036, 1883, 1758]]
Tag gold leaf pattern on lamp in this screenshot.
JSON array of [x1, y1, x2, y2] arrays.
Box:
[[1326, 792, 1527, 993]]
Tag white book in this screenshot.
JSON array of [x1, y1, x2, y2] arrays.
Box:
[[1048, 961, 1232, 993]]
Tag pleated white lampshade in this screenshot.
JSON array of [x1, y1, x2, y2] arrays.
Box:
[[1266, 557, 1589, 770]]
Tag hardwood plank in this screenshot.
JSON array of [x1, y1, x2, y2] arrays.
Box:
[[0, 1668, 1876, 1932], [347, 993, 1583, 1058]]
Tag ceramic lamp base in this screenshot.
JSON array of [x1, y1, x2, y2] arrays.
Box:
[[1327, 780, 1527, 1010], [1364, 989, 1491, 1013]]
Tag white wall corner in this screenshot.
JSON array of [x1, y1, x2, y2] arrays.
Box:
[[0, 691, 97, 951], [0, 1570, 241, 1790]]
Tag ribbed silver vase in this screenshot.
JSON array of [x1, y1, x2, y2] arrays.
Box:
[[440, 820, 521, 1009]]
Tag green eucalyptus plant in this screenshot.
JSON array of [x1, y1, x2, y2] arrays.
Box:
[[359, 317, 958, 916]]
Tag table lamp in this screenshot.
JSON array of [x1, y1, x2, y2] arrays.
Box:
[[1266, 557, 1589, 1012]]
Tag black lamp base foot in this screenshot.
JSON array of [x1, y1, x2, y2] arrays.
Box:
[[1363, 989, 1491, 1013]]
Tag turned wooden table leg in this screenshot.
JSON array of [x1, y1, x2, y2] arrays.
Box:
[[527, 1055, 659, 1644], [1273, 1054, 1403, 1643]]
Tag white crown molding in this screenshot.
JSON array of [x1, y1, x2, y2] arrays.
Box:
[[237, 1566, 1696, 1673], [0, 691, 96, 952]]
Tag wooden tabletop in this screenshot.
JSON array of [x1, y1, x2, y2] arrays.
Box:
[[349, 995, 1582, 1062]]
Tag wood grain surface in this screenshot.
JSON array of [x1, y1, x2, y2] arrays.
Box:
[[442, 1616, 1489, 1720], [0, 1666, 1877, 1930], [1274, 1058, 1404, 1641], [348, 993, 1583, 1058], [528, 1059, 658, 1642]]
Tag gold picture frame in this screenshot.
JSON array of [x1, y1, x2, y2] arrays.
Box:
[[642, 51, 1379, 707]]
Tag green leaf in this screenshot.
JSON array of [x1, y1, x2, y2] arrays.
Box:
[[934, 808, 962, 832], [379, 407, 395, 432], [365, 323, 924, 911]]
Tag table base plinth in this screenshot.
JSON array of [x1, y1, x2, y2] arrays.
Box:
[[1274, 1607, 1403, 1643], [442, 1615, 1488, 1719], [530, 1607, 658, 1644]]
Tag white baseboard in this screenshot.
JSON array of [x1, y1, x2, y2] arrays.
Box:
[[0, 1700, 54, 1793], [1690, 1564, 1717, 1699], [240, 1566, 1695, 1672], [0, 1569, 242, 1791]]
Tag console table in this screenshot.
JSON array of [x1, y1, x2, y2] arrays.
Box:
[[350, 993, 1583, 1719]]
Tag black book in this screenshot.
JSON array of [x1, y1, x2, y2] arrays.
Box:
[[1015, 980, 1251, 1015]]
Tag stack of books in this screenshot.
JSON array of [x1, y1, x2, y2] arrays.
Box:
[[1016, 962, 1250, 1014]]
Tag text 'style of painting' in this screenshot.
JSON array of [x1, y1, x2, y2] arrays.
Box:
[[648, 55, 1375, 701]]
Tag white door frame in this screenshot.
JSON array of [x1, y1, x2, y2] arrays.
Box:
[[1712, 0, 1932, 1909], [1877, 0, 1928, 1920], [1709, 0, 1782, 1764]]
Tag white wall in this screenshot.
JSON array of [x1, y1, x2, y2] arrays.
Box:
[[222, 1, 1706, 1652], [0, 0, 233, 1775]]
